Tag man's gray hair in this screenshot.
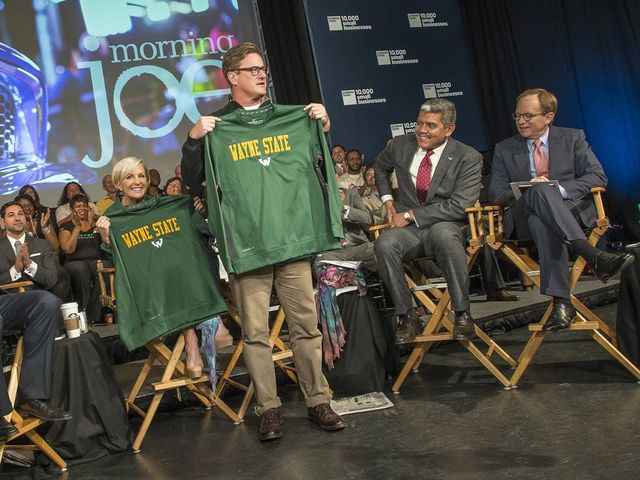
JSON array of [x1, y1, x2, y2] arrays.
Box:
[[420, 98, 456, 126]]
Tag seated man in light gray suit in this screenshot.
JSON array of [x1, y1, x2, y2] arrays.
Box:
[[317, 187, 376, 271], [0, 202, 58, 291], [374, 98, 482, 343], [488, 88, 633, 331]]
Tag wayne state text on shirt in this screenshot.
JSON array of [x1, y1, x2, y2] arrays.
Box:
[[228, 134, 292, 162], [121, 217, 181, 248]]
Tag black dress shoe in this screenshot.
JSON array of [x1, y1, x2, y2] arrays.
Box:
[[0, 418, 18, 441], [486, 289, 519, 302], [308, 403, 345, 431], [258, 407, 283, 441], [17, 399, 72, 422], [544, 303, 576, 331], [453, 311, 477, 341], [592, 252, 634, 283], [395, 309, 425, 344]]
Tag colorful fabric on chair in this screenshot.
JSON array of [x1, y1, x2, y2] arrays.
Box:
[[314, 263, 367, 369], [197, 316, 220, 389]]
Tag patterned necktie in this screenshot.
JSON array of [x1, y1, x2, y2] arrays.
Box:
[[415, 149, 434, 204], [14, 240, 21, 256], [533, 139, 549, 177]]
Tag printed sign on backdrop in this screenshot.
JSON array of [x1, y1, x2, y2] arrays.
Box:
[[305, 0, 489, 164]]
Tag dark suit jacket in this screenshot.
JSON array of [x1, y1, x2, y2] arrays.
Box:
[[487, 125, 607, 232], [0, 236, 57, 289], [374, 135, 482, 228]]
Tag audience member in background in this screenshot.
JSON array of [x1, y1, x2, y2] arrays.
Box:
[[14, 195, 59, 253], [331, 144, 346, 176], [174, 163, 182, 179], [17, 185, 51, 219], [337, 149, 366, 191], [0, 202, 60, 296], [13, 195, 70, 300], [55, 182, 99, 226], [147, 169, 164, 196], [164, 176, 186, 196], [360, 165, 387, 225], [164, 175, 234, 349], [317, 187, 376, 271], [374, 98, 482, 344], [96, 174, 118, 214], [1, 290, 72, 441], [58, 194, 102, 324], [488, 87, 633, 331]]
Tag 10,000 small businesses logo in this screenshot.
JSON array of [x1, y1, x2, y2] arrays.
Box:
[[389, 122, 417, 137], [341, 88, 387, 105], [327, 15, 372, 31], [407, 12, 449, 28], [376, 49, 419, 65], [422, 82, 464, 98]]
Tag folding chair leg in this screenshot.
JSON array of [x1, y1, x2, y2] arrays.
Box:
[[588, 330, 640, 380], [392, 344, 429, 393], [127, 354, 156, 415]]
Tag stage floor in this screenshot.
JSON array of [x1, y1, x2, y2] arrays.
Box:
[[2, 299, 639, 479]]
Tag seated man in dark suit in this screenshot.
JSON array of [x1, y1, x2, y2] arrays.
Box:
[[0, 202, 58, 292], [374, 98, 483, 343], [1, 290, 72, 441], [488, 88, 633, 331]]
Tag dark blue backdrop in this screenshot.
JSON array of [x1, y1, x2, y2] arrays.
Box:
[[304, 0, 488, 163], [460, 0, 640, 205]]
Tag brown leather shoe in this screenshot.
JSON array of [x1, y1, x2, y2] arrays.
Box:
[[395, 309, 426, 344], [258, 407, 283, 441], [307, 403, 345, 431], [453, 311, 477, 341], [486, 289, 519, 302]]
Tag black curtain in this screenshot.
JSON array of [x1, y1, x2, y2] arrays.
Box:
[[256, 0, 321, 104], [459, 0, 640, 214]]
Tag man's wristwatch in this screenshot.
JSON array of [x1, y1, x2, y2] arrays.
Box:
[[403, 211, 412, 222]]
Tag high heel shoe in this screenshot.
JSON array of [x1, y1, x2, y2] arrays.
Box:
[[185, 363, 203, 379], [215, 332, 234, 349]]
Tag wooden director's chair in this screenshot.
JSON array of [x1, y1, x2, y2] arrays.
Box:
[[483, 187, 640, 387], [96, 262, 241, 452], [215, 297, 298, 421], [0, 281, 67, 470], [371, 205, 518, 393]]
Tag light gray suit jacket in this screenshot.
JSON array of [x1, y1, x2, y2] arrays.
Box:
[[341, 187, 373, 246], [0, 235, 58, 289], [374, 135, 482, 228], [488, 125, 607, 232]]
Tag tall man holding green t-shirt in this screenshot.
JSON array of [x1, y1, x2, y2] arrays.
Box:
[[181, 42, 345, 441]]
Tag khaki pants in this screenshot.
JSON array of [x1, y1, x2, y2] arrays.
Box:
[[230, 260, 330, 415]]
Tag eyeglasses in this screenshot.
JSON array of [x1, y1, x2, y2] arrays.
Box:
[[511, 112, 546, 121], [234, 66, 269, 76]]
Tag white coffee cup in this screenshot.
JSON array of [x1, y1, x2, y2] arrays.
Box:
[[64, 313, 81, 338], [60, 302, 79, 321]]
